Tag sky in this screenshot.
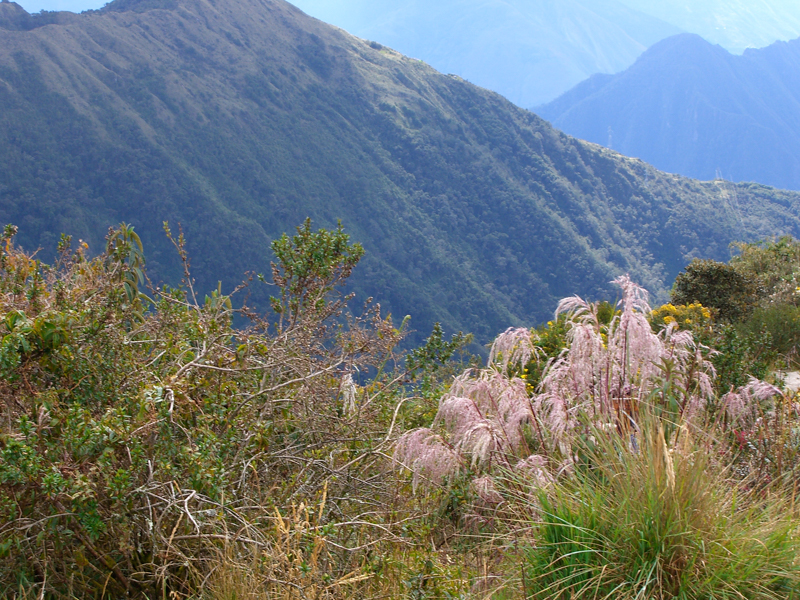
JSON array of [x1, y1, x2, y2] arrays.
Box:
[[16, 0, 106, 13], [16, 0, 800, 58]]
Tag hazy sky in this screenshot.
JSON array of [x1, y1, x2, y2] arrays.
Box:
[[16, 0, 800, 56], [16, 0, 106, 13]]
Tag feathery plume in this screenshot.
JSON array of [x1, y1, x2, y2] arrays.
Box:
[[488, 327, 539, 372], [555, 294, 594, 324], [341, 373, 357, 417], [470, 476, 503, 505], [394, 428, 461, 492], [536, 275, 716, 452], [436, 372, 533, 463], [397, 276, 723, 493], [723, 377, 781, 425], [514, 454, 554, 489]]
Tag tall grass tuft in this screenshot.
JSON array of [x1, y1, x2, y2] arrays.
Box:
[[522, 417, 800, 600]]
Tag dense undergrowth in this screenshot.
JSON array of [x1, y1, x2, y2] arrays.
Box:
[[0, 221, 460, 598], [3, 223, 800, 599]]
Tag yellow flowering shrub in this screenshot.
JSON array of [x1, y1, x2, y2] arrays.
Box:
[[649, 302, 712, 333]]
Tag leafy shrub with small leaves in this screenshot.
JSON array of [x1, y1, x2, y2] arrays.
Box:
[[710, 324, 777, 392], [0, 221, 411, 599], [730, 236, 800, 307], [672, 258, 760, 322], [740, 303, 800, 361]]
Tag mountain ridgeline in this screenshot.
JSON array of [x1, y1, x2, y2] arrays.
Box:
[[615, 0, 800, 54], [288, 0, 682, 108], [1, 0, 800, 344], [538, 33, 800, 192]]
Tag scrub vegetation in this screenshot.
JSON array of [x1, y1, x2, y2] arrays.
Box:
[[3, 222, 800, 599]]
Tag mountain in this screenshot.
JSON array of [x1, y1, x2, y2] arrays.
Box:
[[289, 0, 681, 108], [1, 0, 800, 345], [615, 0, 800, 54], [538, 34, 800, 191]]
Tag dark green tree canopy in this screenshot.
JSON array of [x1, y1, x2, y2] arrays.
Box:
[[671, 258, 760, 322]]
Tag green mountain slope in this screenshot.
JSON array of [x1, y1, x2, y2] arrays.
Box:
[[289, 0, 681, 108], [1, 0, 799, 344]]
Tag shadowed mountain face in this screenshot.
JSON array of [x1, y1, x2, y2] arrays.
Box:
[[289, 0, 682, 108], [1, 0, 800, 343], [538, 34, 800, 192]]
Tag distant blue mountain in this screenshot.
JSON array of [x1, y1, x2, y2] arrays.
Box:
[[290, 0, 681, 107], [615, 0, 800, 54], [538, 33, 800, 190]]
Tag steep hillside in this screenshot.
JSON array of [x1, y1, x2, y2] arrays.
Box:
[[616, 0, 800, 53], [538, 34, 800, 191], [289, 0, 681, 108], [1, 0, 799, 344]]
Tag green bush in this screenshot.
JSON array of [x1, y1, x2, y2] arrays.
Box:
[[0, 222, 408, 598], [709, 324, 776, 392], [739, 303, 800, 362], [731, 236, 800, 306], [671, 258, 760, 323]]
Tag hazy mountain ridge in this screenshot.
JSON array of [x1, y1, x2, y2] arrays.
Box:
[[289, 0, 682, 108], [615, 0, 800, 54], [0, 1, 79, 28], [538, 33, 800, 191], [1, 0, 800, 344]]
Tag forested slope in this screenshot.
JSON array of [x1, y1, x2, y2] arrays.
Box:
[[1, 0, 799, 342]]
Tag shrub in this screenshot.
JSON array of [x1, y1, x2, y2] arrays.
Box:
[[709, 324, 776, 395], [649, 302, 712, 334], [0, 222, 408, 598], [739, 303, 800, 362], [731, 236, 800, 306], [672, 258, 760, 322]]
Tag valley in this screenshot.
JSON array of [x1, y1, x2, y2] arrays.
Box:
[[1, 0, 799, 345]]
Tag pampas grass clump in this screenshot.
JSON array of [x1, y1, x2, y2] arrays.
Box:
[[523, 419, 800, 600]]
